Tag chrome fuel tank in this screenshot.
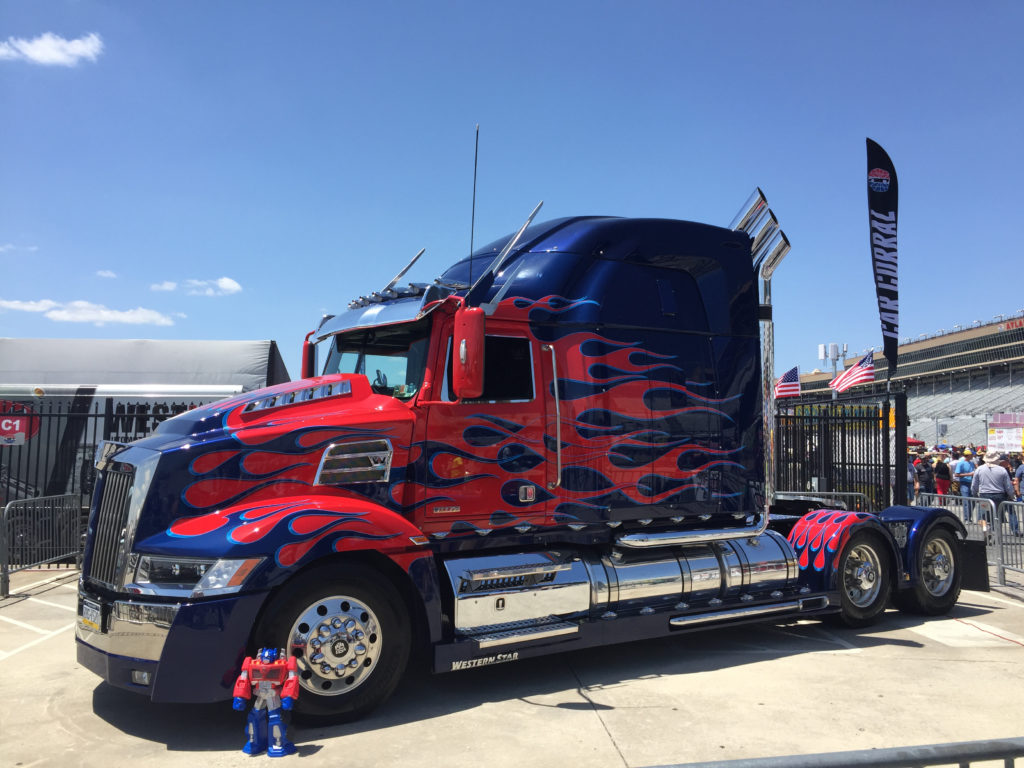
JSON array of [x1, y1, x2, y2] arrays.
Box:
[[442, 530, 798, 635]]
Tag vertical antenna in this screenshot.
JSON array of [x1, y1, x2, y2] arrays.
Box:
[[469, 124, 479, 290]]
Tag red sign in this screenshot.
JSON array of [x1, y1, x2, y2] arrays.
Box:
[[0, 401, 40, 446]]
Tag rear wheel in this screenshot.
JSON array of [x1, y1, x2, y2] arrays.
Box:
[[831, 531, 891, 628], [894, 527, 961, 615], [255, 564, 410, 724]]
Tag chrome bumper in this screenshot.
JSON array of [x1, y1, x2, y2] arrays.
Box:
[[76, 592, 180, 662]]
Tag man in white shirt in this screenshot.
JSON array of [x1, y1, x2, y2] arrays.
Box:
[[971, 450, 1019, 534]]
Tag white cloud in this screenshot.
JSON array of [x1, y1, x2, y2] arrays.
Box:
[[0, 297, 174, 326], [186, 276, 242, 296], [0, 298, 59, 312], [0, 244, 39, 253], [45, 301, 174, 326], [0, 32, 103, 67], [96, 269, 117, 279], [151, 280, 178, 292]]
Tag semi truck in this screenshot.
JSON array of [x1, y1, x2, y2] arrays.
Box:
[[75, 195, 983, 724]]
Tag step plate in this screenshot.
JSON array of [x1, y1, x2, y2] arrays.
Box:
[[470, 620, 579, 649]]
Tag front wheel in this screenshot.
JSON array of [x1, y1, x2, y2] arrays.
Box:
[[894, 527, 962, 615], [255, 564, 410, 725], [831, 531, 891, 628]]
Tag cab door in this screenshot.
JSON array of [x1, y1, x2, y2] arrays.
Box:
[[416, 319, 551, 538]]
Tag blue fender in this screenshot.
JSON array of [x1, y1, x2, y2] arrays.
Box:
[[874, 504, 968, 593]]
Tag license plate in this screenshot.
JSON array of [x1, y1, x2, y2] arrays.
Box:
[[81, 599, 102, 632]]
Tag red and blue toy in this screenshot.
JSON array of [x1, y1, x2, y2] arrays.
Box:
[[232, 647, 299, 757]]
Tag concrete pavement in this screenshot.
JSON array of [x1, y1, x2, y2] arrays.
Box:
[[2, 567, 1023, 767]]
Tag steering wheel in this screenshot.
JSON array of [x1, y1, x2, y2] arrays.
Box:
[[371, 369, 389, 394]]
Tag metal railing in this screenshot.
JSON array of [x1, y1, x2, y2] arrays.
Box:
[[776, 491, 875, 513], [1, 494, 81, 597], [917, 492, 1023, 587], [658, 735, 1024, 767]]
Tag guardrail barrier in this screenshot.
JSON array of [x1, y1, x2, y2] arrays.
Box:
[[918, 492, 1023, 587], [1, 493, 81, 597], [658, 735, 1024, 768]]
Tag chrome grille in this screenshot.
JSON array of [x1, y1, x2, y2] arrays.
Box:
[[87, 467, 135, 589]]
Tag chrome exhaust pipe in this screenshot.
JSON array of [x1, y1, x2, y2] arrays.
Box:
[[758, 231, 791, 281], [729, 188, 768, 233], [728, 188, 792, 521], [750, 210, 779, 257]]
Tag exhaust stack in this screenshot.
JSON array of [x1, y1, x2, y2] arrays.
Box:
[[728, 189, 792, 515]]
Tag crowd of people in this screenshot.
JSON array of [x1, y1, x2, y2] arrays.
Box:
[[909, 445, 1022, 534]]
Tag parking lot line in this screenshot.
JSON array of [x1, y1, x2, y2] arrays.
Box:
[[0, 622, 75, 661], [964, 590, 1023, 609], [15, 571, 79, 592], [26, 596, 77, 612], [0, 614, 50, 635]]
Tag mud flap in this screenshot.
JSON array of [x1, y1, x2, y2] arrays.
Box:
[[961, 539, 990, 592]]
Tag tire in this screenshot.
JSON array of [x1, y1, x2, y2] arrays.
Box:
[[830, 531, 891, 628], [255, 564, 411, 725], [893, 527, 962, 615]]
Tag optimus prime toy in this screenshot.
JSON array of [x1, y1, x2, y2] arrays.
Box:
[[232, 647, 299, 757]]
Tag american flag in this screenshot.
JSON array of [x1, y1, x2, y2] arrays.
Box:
[[773, 366, 801, 398], [829, 352, 875, 393]]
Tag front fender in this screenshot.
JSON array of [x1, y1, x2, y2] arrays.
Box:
[[787, 509, 901, 593], [138, 492, 429, 586]]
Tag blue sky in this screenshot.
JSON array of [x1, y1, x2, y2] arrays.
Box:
[[2, 2, 1022, 381]]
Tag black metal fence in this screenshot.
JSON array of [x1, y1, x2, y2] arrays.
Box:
[[775, 391, 908, 511], [1, 396, 209, 512]]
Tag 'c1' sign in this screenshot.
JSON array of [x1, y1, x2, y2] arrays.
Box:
[[0, 401, 40, 446]]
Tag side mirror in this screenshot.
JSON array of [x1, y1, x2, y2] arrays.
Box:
[[300, 331, 317, 380], [452, 306, 485, 399]]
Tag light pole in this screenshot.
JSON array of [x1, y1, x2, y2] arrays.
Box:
[[818, 342, 847, 401]]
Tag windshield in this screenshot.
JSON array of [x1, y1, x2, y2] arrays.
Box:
[[322, 319, 431, 401]]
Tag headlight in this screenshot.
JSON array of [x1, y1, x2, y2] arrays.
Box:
[[128, 555, 263, 598]]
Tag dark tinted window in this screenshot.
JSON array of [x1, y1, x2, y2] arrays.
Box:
[[446, 336, 534, 401]]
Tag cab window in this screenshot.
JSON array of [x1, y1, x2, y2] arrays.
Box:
[[445, 336, 534, 402], [323, 319, 431, 400]]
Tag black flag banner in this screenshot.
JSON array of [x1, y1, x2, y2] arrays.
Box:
[[867, 138, 899, 379]]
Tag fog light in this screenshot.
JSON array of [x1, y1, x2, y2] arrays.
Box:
[[131, 670, 152, 686]]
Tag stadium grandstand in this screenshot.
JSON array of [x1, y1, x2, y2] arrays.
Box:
[[798, 311, 1024, 447]]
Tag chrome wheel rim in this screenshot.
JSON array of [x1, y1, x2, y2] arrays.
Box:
[[921, 537, 955, 597], [288, 595, 382, 696], [844, 543, 882, 608]]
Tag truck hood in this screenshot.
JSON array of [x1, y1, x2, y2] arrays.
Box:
[[135, 374, 409, 449], [122, 373, 417, 541]]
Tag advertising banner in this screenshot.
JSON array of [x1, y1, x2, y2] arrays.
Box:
[[988, 427, 1024, 453], [867, 139, 899, 378]]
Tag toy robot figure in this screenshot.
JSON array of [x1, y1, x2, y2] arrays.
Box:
[[232, 647, 299, 757]]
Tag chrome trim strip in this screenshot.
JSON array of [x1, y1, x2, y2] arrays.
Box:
[[541, 343, 562, 489], [459, 560, 572, 590], [669, 596, 827, 628], [669, 600, 800, 627], [616, 513, 769, 549]]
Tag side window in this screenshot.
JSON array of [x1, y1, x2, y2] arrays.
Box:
[[444, 336, 534, 402]]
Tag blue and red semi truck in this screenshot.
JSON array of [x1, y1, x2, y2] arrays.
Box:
[[76, 201, 983, 723]]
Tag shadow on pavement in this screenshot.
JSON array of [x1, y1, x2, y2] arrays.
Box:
[[86, 599, 1000, 751]]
